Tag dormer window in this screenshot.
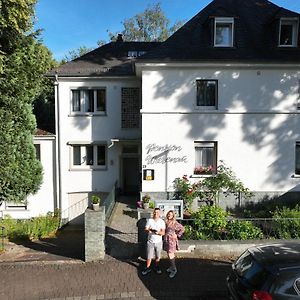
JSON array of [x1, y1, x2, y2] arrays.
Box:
[[279, 18, 298, 47], [214, 17, 234, 47], [128, 51, 147, 58]]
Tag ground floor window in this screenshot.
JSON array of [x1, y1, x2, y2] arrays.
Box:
[[70, 143, 107, 169], [296, 142, 300, 175], [194, 141, 217, 175]]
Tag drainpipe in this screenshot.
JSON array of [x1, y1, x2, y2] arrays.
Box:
[[54, 73, 62, 212]]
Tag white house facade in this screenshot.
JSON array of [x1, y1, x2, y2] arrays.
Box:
[[48, 0, 300, 213], [0, 130, 56, 219]]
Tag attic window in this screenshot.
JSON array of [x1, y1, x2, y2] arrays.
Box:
[[214, 17, 234, 47], [279, 18, 298, 47], [127, 51, 147, 58]]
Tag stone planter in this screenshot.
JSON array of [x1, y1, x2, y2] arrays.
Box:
[[143, 202, 150, 210], [92, 203, 100, 211]]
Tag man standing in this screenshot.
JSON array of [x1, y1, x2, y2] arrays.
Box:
[[142, 207, 166, 275]]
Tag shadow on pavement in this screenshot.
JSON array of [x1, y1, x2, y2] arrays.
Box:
[[128, 257, 232, 299], [7, 226, 85, 262]]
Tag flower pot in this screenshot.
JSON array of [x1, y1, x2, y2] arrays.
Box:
[[143, 202, 150, 210], [92, 203, 100, 211]]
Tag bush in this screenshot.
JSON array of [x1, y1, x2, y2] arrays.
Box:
[[226, 220, 263, 240], [188, 205, 229, 240], [0, 209, 61, 241], [272, 205, 300, 239]]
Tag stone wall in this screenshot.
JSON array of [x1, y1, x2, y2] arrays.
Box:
[[84, 207, 105, 262]]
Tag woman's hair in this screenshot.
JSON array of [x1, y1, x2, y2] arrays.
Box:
[[166, 210, 176, 222]]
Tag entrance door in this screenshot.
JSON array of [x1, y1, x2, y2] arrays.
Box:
[[122, 157, 140, 194]]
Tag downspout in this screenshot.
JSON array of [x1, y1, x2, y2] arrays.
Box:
[[54, 73, 62, 212]]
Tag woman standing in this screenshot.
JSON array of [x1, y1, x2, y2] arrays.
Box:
[[163, 210, 185, 278]]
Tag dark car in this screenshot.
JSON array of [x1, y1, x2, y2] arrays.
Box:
[[227, 242, 300, 300]]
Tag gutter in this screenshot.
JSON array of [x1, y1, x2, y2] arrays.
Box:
[[54, 73, 62, 212]]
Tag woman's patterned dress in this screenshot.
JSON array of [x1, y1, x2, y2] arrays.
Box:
[[163, 221, 185, 253]]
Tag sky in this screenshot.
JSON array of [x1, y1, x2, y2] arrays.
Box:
[[35, 0, 300, 61]]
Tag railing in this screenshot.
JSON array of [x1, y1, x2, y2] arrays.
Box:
[[179, 217, 300, 240], [60, 196, 89, 227], [104, 182, 117, 221], [0, 226, 4, 252]]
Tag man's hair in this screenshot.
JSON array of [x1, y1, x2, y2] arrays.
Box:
[[154, 207, 160, 211]]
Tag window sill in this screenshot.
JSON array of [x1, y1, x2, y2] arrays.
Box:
[[68, 112, 107, 117], [69, 166, 107, 171], [291, 174, 300, 178], [190, 174, 214, 178]]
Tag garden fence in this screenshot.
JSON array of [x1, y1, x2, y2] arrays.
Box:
[[179, 217, 300, 240]]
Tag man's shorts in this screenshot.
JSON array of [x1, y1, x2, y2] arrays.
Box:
[[146, 240, 163, 259]]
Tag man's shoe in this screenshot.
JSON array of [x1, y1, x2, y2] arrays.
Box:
[[142, 267, 151, 275], [155, 266, 162, 274], [166, 267, 172, 273], [169, 269, 177, 278]]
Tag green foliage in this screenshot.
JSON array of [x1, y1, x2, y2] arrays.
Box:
[[149, 201, 155, 209], [272, 205, 300, 239], [193, 205, 228, 239], [198, 161, 253, 203], [226, 220, 263, 240], [184, 205, 263, 240], [173, 175, 200, 211], [109, 3, 184, 42], [0, 209, 61, 241], [62, 45, 94, 63], [0, 0, 55, 203], [91, 195, 101, 204], [142, 194, 151, 203]]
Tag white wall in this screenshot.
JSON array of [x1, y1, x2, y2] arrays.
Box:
[[57, 77, 141, 210], [0, 136, 56, 219], [141, 66, 300, 193]]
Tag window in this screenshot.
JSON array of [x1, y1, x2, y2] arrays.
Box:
[[34, 144, 41, 161], [214, 17, 234, 47], [196, 80, 218, 108], [194, 142, 217, 175], [296, 142, 300, 175], [127, 51, 147, 58], [71, 88, 106, 114], [70, 144, 107, 169], [279, 18, 299, 47]]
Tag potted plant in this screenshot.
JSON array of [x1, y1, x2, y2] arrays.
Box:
[[91, 195, 101, 211], [142, 194, 151, 209]]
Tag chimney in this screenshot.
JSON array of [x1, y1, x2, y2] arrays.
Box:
[[116, 34, 123, 42]]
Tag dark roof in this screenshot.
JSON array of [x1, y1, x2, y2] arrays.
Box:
[[34, 129, 55, 136], [47, 42, 160, 77], [140, 0, 300, 63]]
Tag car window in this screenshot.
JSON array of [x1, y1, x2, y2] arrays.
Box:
[[234, 251, 270, 289]]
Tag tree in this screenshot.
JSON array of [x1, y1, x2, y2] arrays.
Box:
[[108, 3, 184, 42], [62, 45, 93, 63], [0, 0, 55, 204]]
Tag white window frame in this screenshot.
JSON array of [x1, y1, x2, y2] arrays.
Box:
[[194, 141, 217, 176], [196, 79, 218, 110], [279, 18, 299, 47], [70, 88, 106, 115], [69, 142, 107, 170], [296, 142, 300, 175], [214, 17, 234, 47]]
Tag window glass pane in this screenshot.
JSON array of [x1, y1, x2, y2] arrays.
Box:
[[83, 90, 94, 112], [96, 89, 106, 112], [296, 143, 300, 174], [97, 146, 106, 166], [280, 24, 293, 45], [86, 146, 94, 165], [216, 23, 232, 46], [72, 90, 80, 112], [194, 142, 216, 174], [34, 144, 41, 161], [73, 146, 81, 165], [197, 80, 216, 106]]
